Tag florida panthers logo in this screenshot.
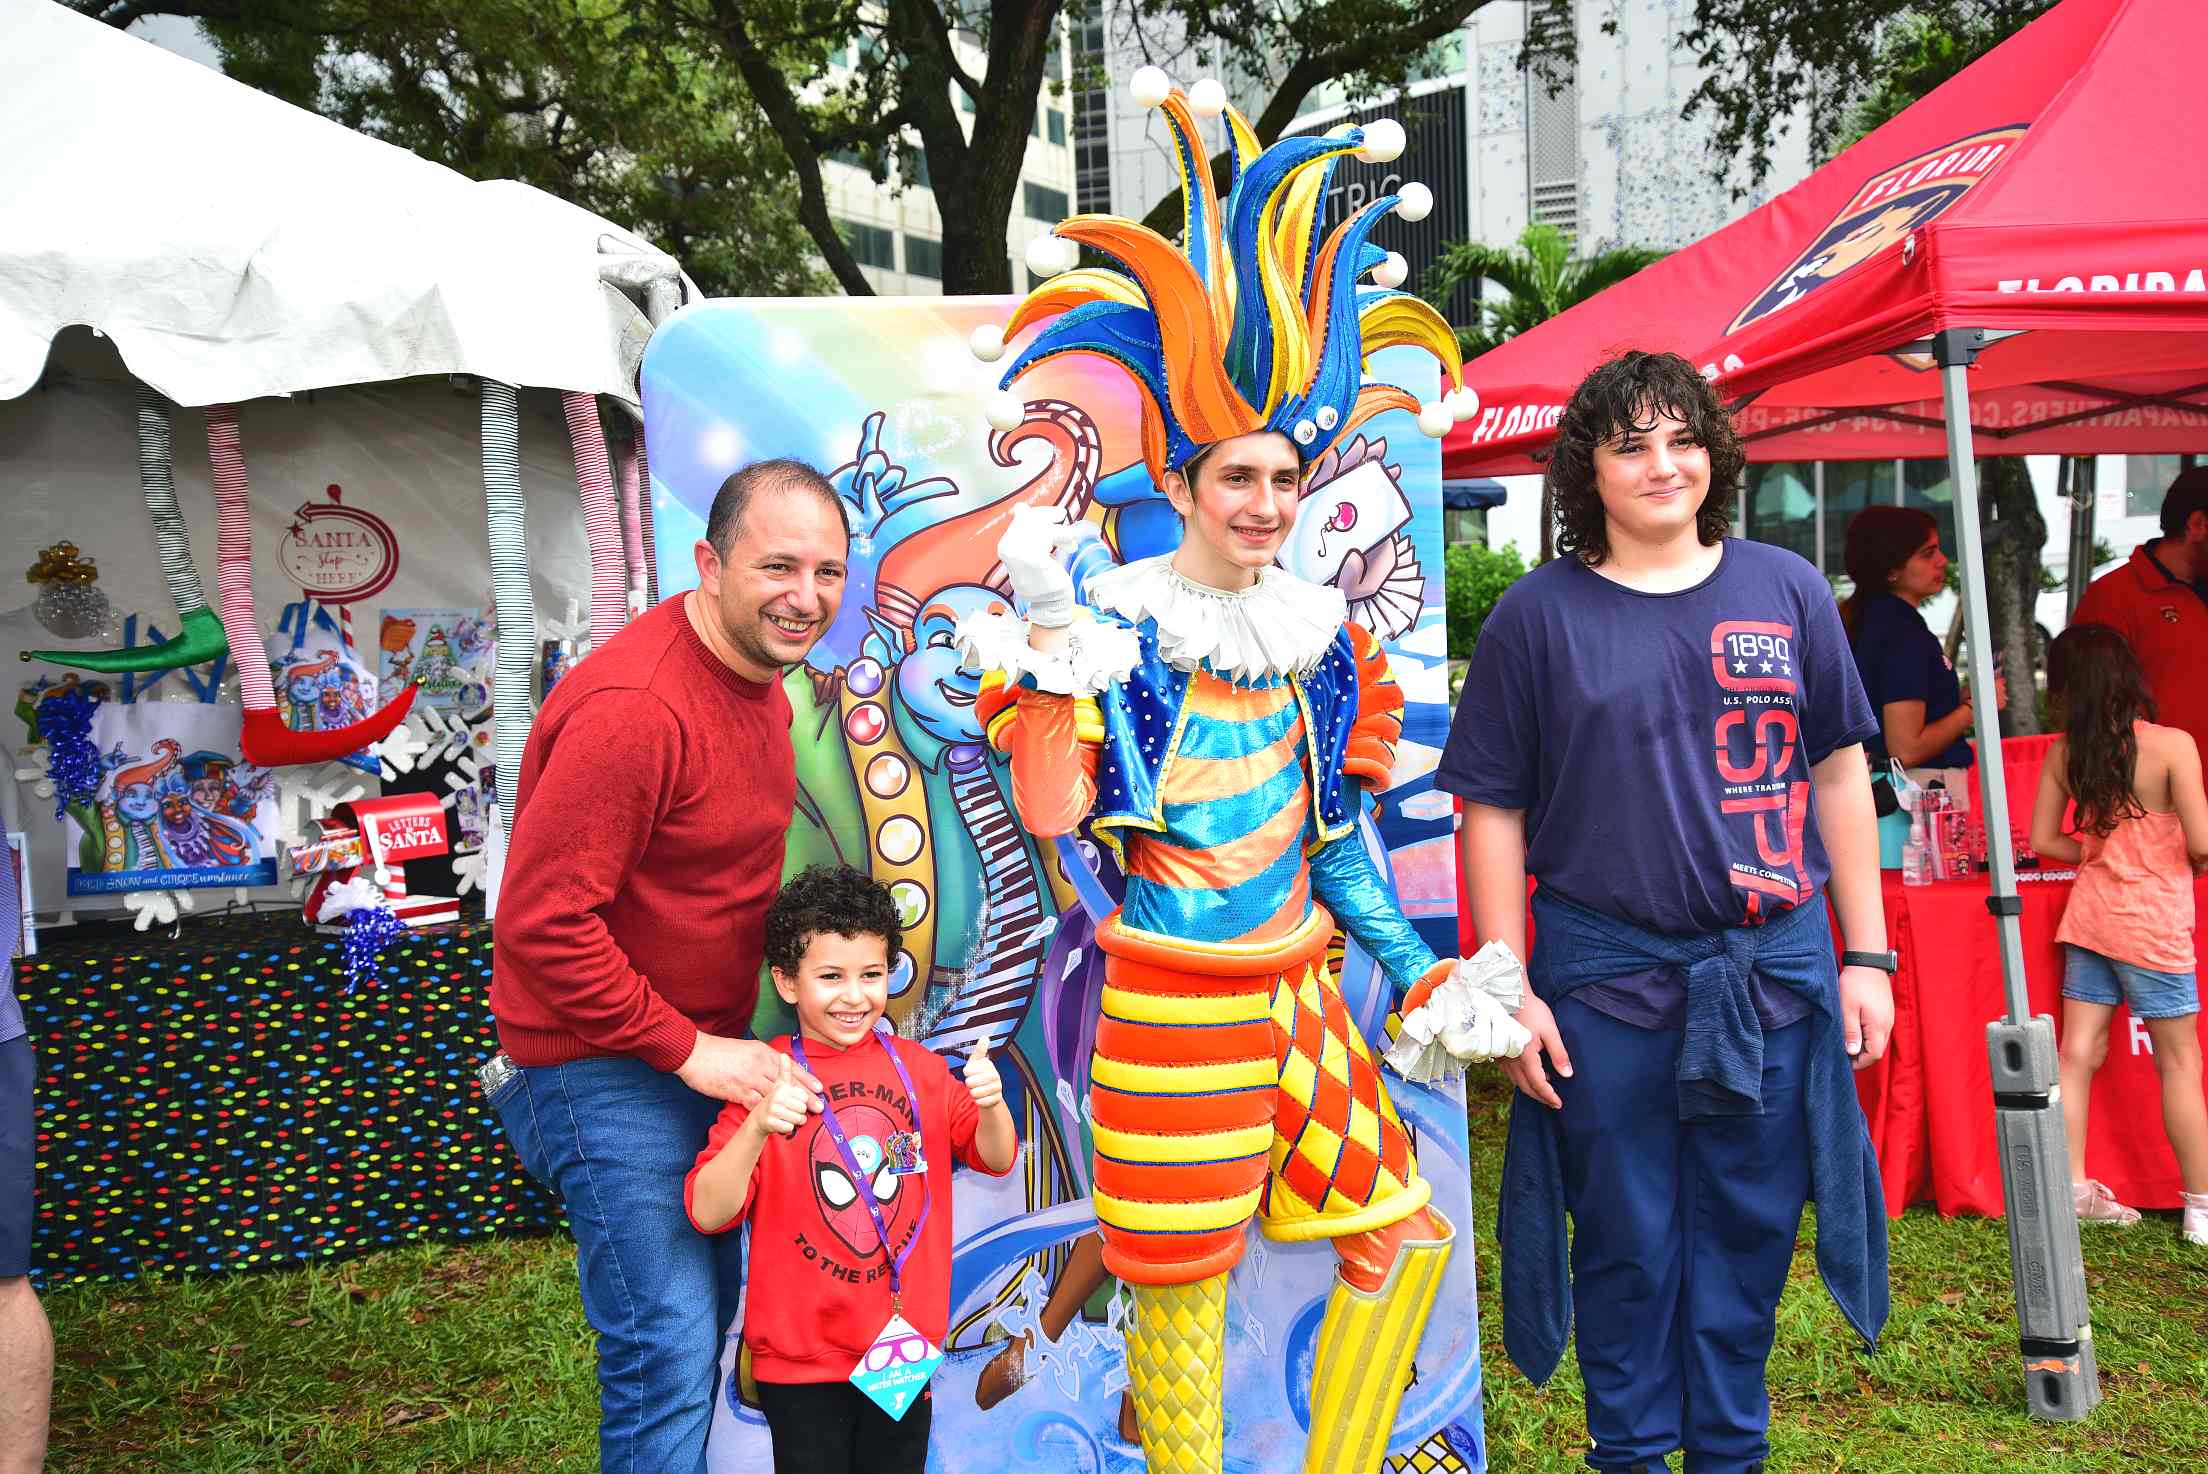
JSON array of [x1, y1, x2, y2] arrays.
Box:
[[1728, 125, 2028, 335]]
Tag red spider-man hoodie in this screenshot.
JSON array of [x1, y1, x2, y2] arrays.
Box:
[[685, 1032, 1012, 1383]]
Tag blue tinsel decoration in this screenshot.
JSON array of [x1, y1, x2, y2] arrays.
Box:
[[341, 905, 404, 994], [35, 687, 101, 818]]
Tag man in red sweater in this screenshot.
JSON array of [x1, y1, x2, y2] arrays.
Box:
[[2072, 468, 2208, 754], [485, 458, 848, 1474]]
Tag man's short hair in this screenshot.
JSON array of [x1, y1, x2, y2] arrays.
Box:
[[2162, 465, 2208, 537], [764, 864, 904, 977], [1545, 350, 1743, 567], [705, 459, 850, 556]]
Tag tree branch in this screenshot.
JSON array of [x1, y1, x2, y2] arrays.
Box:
[[693, 0, 875, 295]]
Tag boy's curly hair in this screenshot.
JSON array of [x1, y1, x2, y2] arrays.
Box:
[[1545, 350, 1742, 567], [764, 864, 904, 976]]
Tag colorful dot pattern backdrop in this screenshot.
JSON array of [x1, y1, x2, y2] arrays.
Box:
[[14, 914, 562, 1289]]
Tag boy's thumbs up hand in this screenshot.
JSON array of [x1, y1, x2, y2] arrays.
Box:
[[964, 1036, 1004, 1111], [756, 1051, 811, 1137]]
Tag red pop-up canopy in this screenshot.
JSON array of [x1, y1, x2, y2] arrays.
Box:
[[1444, 0, 2208, 477]]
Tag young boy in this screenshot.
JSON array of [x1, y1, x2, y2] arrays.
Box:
[[686, 864, 1018, 1474]]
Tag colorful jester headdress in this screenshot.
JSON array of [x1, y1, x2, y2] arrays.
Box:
[[971, 67, 1477, 486]]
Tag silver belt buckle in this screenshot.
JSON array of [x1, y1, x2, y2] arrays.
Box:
[[478, 1050, 519, 1097]]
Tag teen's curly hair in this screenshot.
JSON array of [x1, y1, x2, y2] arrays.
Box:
[[1545, 350, 1743, 566], [764, 864, 904, 976]]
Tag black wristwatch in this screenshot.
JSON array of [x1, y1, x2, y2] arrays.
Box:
[[1842, 949, 1899, 974]]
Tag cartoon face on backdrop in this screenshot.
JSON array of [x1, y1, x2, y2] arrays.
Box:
[[872, 583, 1007, 748], [807, 1102, 922, 1260], [113, 776, 161, 824]]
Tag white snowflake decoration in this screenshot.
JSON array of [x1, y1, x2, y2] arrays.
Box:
[[451, 846, 488, 896], [369, 719, 432, 779], [122, 888, 194, 932]]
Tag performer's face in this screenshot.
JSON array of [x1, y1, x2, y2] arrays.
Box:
[[1590, 402, 1711, 552], [1165, 430, 1304, 589], [694, 486, 849, 682], [773, 929, 893, 1051]]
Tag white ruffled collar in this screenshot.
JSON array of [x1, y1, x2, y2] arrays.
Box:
[[1084, 556, 1346, 684]]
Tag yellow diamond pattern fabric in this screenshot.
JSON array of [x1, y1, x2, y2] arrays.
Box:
[[1124, 1274, 1229, 1474]]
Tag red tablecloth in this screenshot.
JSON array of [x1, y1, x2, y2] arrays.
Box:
[[1853, 869, 2208, 1217]]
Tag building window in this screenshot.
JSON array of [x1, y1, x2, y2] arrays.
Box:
[[1071, 21, 1110, 214], [1524, 3, 1580, 243], [836, 218, 896, 270], [1445, 507, 1488, 547], [1024, 183, 1070, 221], [1047, 110, 1066, 145], [904, 235, 943, 280], [954, 85, 973, 115], [1903, 458, 1959, 555], [1741, 462, 1817, 570], [2128, 454, 2188, 518], [906, 150, 930, 189]]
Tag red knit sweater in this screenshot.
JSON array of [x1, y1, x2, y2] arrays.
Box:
[[491, 596, 793, 1071]]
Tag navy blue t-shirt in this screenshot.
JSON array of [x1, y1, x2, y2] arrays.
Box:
[[1440, 537, 1878, 951], [1849, 591, 1970, 769]]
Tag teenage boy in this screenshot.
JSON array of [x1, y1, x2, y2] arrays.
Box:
[[1440, 351, 1894, 1474]]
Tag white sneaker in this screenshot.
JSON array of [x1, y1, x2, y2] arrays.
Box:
[[2181, 1191, 2208, 1246], [2072, 1179, 2141, 1226]]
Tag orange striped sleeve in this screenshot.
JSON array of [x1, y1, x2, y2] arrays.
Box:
[[980, 671, 1101, 837], [1341, 621, 1404, 791]]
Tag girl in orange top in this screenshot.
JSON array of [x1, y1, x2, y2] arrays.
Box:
[[2030, 624, 2208, 1242]]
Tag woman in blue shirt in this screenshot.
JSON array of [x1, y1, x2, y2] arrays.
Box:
[[1838, 506, 2004, 776]]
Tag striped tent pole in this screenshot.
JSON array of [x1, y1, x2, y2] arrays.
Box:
[[481, 381, 534, 840], [25, 386, 229, 674], [615, 434, 649, 616], [634, 432, 660, 604], [207, 404, 415, 767], [561, 391, 627, 650]]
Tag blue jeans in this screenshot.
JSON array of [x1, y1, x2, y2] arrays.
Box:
[[489, 1055, 745, 1474], [1551, 997, 1812, 1474]]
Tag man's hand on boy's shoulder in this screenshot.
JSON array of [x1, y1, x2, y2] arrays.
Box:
[[679, 1032, 824, 1110]]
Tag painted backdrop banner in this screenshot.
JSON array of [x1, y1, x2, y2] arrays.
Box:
[[63, 701, 276, 894], [644, 298, 1480, 1474]]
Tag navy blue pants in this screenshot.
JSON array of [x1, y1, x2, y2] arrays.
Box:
[[1551, 996, 1811, 1474]]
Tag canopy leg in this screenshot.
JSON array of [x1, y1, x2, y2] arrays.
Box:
[[1936, 329, 2098, 1424], [481, 380, 535, 851]]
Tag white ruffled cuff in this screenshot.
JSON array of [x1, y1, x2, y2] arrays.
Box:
[[1382, 942, 1531, 1081], [954, 608, 1141, 697]]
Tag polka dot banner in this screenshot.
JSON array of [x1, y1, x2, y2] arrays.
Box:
[[14, 913, 562, 1289]]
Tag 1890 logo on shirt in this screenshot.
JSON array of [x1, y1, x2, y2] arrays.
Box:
[[1709, 619, 1808, 916]]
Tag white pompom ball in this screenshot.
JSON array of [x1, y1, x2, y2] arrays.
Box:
[[1130, 66, 1172, 109], [969, 324, 1007, 363], [1445, 385, 1481, 421], [1357, 118, 1406, 164], [1416, 401, 1453, 438], [1189, 78, 1227, 117], [1396, 182, 1434, 222], [1371, 251, 1408, 289], [1025, 235, 1068, 278], [985, 391, 1027, 432], [1052, 235, 1084, 276]]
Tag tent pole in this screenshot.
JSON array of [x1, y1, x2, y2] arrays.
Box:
[[2065, 456, 2098, 620], [1935, 328, 2100, 1423]]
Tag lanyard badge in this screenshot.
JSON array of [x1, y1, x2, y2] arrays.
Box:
[[789, 1024, 942, 1419]]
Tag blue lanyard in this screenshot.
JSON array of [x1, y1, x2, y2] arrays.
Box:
[[787, 1025, 931, 1309]]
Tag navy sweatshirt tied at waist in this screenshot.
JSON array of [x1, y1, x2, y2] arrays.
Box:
[[1496, 886, 1890, 1387]]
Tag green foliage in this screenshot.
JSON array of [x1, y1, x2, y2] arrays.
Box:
[[1422, 224, 1665, 362], [77, 0, 829, 299], [1444, 539, 1526, 661]]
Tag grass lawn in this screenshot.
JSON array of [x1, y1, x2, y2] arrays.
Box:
[[45, 1069, 2207, 1472]]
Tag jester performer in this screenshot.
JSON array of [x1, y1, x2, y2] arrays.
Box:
[[954, 67, 1531, 1474]]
